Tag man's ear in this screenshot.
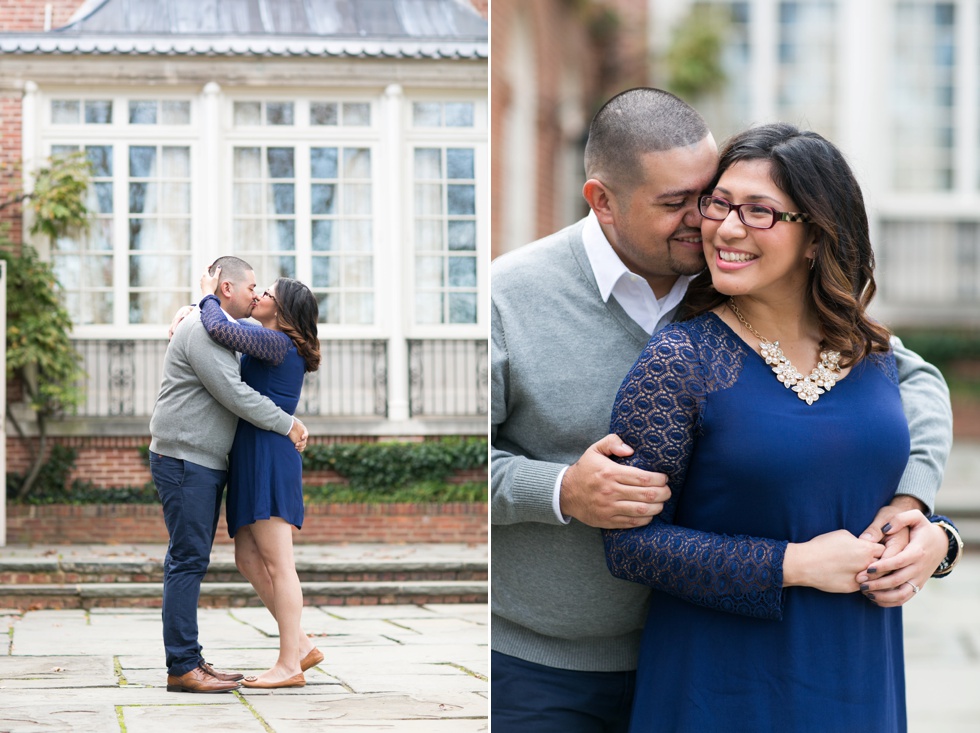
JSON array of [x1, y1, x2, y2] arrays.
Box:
[[583, 179, 617, 225], [217, 280, 233, 298]]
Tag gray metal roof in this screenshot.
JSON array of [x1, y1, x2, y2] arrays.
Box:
[[0, 0, 487, 59]]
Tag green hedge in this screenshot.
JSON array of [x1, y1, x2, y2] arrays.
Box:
[[8, 438, 488, 505]]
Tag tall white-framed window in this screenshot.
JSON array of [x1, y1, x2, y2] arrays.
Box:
[[43, 93, 197, 333], [890, 1, 956, 191], [777, 0, 837, 138], [407, 98, 487, 332], [227, 96, 380, 327]]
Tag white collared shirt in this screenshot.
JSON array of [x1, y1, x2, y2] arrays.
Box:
[[552, 211, 697, 523]]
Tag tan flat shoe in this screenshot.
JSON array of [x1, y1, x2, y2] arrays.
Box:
[[300, 647, 324, 671], [241, 673, 306, 689]]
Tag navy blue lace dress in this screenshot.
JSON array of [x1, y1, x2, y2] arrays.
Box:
[[603, 312, 911, 733], [199, 295, 306, 537]]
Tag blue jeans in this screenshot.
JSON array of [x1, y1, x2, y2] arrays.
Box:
[[491, 651, 635, 733], [150, 451, 226, 676]]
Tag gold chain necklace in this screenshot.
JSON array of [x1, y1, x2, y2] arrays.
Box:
[[726, 297, 841, 405]]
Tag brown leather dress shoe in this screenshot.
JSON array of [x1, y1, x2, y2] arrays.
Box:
[[241, 672, 306, 689], [300, 647, 324, 671], [166, 664, 241, 693], [200, 661, 245, 682]]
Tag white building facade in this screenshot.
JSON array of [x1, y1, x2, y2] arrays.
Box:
[[0, 0, 488, 439]]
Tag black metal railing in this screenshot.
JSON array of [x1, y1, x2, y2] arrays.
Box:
[[408, 339, 488, 417], [70, 338, 488, 421], [71, 338, 389, 419]]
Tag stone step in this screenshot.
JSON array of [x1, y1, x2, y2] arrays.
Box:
[[0, 579, 488, 610], [0, 557, 487, 585]]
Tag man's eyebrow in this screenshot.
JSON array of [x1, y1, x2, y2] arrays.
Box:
[[655, 188, 699, 200]]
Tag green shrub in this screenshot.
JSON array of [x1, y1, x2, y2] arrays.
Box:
[[301, 437, 488, 495], [304, 480, 486, 504]]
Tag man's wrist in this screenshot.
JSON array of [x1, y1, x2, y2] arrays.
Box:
[[890, 494, 927, 513]]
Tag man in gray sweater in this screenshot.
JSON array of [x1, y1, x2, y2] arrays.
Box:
[[149, 255, 307, 694], [491, 88, 954, 731]]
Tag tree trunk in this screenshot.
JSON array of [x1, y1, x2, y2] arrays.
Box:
[[16, 414, 48, 500]]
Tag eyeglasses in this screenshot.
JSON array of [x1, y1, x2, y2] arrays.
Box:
[[699, 195, 812, 230], [262, 290, 277, 303]]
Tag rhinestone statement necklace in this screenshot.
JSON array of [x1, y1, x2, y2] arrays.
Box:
[[727, 297, 841, 405]]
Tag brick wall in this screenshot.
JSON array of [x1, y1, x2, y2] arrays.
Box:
[[0, 0, 82, 31], [490, 0, 650, 258], [6, 502, 488, 545]]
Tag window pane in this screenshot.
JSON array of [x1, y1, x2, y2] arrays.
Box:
[[311, 184, 336, 215], [312, 256, 339, 287], [161, 183, 191, 214], [129, 218, 155, 249], [448, 292, 477, 323], [234, 101, 261, 125], [234, 147, 262, 178], [52, 144, 79, 155], [415, 184, 443, 215], [85, 100, 112, 124], [311, 102, 338, 126], [343, 184, 371, 215], [447, 148, 475, 179], [86, 146, 113, 177], [415, 148, 442, 179], [93, 182, 114, 214], [413, 102, 441, 126], [130, 255, 189, 287], [448, 220, 476, 250], [343, 148, 371, 178], [447, 184, 475, 215], [416, 219, 443, 249], [129, 146, 157, 177], [267, 148, 295, 178], [318, 293, 339, 323], [343, 293, 373, 324], [233, 219, 263, 246], [129, 100, 157, 124], [90, 219, 113, 250], [312, 220, 334, 251], [449, 256, 477, 287], [270, 183, 295, 215], [415, 292, 442, 324], [162, 100, 191, 125], [342, 220, 372, 251], [129, 291, 189, 325], [129, 183, 153, 214], [266, 102, 294, 125], [416, 256, 444, 288], [52, 100, 80, 124], [270, 220, 296, 250], [342, 102, 370, 126], [311, 148, 338, 179], [344, 256, 373, 287], [233, 183, 263, 215], [162, 146, 191, 177], [445, 102, 474, 127]]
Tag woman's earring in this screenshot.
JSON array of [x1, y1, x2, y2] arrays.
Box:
[[808, 258, 816, 271]]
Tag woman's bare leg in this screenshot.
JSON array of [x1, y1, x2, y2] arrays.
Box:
[[247, 517, 307, 682], [235, 525, 314, 657]]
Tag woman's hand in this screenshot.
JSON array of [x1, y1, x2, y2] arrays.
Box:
[[168, 306, 194, 339], [200, 265, 221, 298], [783, 530, 885, 593], [854, 510, 949, 607]]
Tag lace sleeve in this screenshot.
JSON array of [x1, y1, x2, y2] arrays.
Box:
[[198, 294, 291, 365], [602, 322, 787, 621]]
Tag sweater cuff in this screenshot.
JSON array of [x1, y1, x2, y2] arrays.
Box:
[[895, 460, 940, 515], [512, 460, 568, 525]]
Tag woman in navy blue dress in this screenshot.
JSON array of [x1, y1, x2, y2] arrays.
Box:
[[603, 124, 957, 732], [198, 271, 323, 689]]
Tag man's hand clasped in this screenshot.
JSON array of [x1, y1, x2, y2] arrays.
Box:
[[559, 434, 671, 529], [288, 418, 309, 453]]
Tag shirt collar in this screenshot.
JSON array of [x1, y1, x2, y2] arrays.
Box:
[[582, 210, 630, 303]]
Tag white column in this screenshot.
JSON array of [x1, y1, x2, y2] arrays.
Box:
[[382, 83, 410, 422], [954, 0, 978, 196], [751, 0, 778, 124], [201, 82, 222, 263]]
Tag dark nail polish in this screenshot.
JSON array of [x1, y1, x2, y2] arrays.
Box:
[[882, 523, 892, 533], [860, 584, 869, 591], [868, 567, 877, 574], [866, 593, 875, 600]]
